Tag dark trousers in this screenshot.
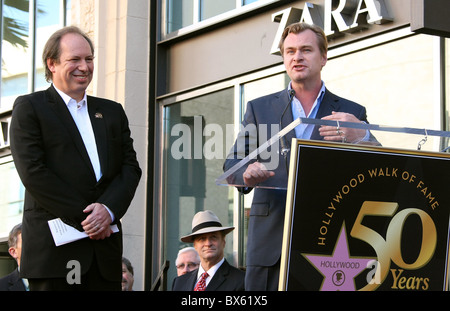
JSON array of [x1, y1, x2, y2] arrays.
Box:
[[245, 261, 280, 291], [28, 258, 121, 291]]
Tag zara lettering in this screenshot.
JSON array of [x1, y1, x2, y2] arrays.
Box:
[[271, 0, 393, 54]]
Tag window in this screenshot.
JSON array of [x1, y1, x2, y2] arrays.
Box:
[[1, 0, 71, 111], [200, 0, 235, 20], [0, 157, 24, 239], [0, 0, 71, 240], [34, 0, 71, 92], [243, 0, 259, 4], [325, 34, 440, 151], [166, 0, 194, 34], [237, 72, 289, 264], [162, 87, 235, 286], [164, 0, 279, 35], [1, 0, 30, 109], [159, 70, 290, 280]]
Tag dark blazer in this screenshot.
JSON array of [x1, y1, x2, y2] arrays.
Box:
[[9, 85, 141, 281], [172, 259, 245, 291], [224, 88, 376, 268], [0, 269, 26, 291]]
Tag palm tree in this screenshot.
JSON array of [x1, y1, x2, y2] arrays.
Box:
[[3, 0, 29, 48]]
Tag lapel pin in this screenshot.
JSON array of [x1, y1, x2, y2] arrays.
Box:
[[95, 112, 103, 119]]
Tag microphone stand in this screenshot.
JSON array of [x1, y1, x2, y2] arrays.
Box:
[[279, 89, 296, 157]]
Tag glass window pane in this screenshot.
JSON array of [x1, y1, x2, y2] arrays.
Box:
[[0, 241, 16, 276], [0, 0, 70, 240], [242, 72, 289, 112], [324, 35, 437, 151], [238, 72, 289, 264], [35, 0, 62, 91], [1, 0, 30, 110], [163, 88, 234, 286], [200, 0, 235, 20], [167, 0, 194, 33], [0, 158, 24, 239], [66, 0, 71, 25], [243, 0, 259, 5]]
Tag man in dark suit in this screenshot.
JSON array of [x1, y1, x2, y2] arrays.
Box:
[[0, 223, 27, 291], [9, 26, 141, 291], [172, 210, 244, 291], [224, 22, 378, 291]]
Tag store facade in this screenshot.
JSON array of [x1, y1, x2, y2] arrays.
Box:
[[154, 0, 450, 290], [1, 0, 449, 290]]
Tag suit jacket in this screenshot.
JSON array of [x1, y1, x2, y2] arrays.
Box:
[[9, 85, 141, 281], [172, 259, 245, 291], [0, 269, 26, 291], [224, 88, 377, 268]]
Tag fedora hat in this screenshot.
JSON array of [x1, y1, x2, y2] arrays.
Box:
[[181, 210, 234, 243]]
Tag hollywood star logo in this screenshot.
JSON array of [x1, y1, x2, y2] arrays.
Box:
[[303, 223, 373, 291]]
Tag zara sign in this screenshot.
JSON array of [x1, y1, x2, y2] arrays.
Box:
[[271, 0, 393, 54]]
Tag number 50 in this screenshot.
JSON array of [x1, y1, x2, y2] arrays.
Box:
[[350, 201, 437, 291]]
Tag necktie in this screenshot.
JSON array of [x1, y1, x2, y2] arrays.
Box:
[[194, 272, 208, 291]]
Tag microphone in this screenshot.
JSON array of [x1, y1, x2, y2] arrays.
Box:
[[279, 89, 296, 157]]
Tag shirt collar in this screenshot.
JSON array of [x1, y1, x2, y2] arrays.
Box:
[[289, 81, 326, 118], [288, 81, 326, 103], [197, 257, 225, 280], [53, 85, 87, 107]]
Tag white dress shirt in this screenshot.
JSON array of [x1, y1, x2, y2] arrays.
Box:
[[54, 87, 102, 181], [195, 257, 225, 288], [290, 82, 326, 139], [54, 87, 115, 221]]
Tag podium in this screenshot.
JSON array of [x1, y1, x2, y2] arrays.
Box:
[[218, 118, 450, 291]]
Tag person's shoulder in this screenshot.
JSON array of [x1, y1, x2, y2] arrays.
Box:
[[87, 95, 125, 114], [87, 95, 120, 106], [223, 260, 245, 275], [174, 269, 198, 284], [0, 270, 14, 284], [0, 273, 9, 282], [172, 269, 197, 290], [12, 90, 50, 112], [325, 88, 363, 108], [14, 89, 47, 102]]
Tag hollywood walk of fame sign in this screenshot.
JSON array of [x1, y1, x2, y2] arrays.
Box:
[[279, 140, 450, 291]]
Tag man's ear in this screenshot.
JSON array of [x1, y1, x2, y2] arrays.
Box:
[[8, 246, 18, 260], [47, 58, 56, 73], [321, 53, 328, 68]]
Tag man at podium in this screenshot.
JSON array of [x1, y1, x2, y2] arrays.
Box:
[[224, 22, 378, 291]]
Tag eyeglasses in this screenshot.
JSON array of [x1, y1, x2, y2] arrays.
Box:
[[176, 262, 199, 270]]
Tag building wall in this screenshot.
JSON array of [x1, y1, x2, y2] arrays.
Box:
[[71, 0, 149, 291], [164, 0, 412, 94]]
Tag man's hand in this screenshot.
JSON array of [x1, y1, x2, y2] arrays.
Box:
[[319, 111, 366, 143], [81, 203, 113, 240], [243, 162, 275, 187]]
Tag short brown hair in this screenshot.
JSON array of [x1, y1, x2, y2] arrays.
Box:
[[278, 22, 328, 56], [42, 26, 94, 82]]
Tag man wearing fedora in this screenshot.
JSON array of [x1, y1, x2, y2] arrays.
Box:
[[172, 210, 245, 291]]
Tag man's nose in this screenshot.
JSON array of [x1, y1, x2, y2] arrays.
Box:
[[293, 50, 304, 61], [78, 59, 89, 70]]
